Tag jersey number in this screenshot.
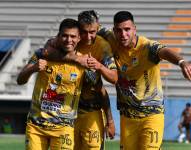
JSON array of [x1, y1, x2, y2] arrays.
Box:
[[148, 131, 158, 143]]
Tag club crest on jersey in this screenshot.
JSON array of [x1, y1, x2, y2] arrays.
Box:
[[121, 64, 128, 72], [70, 73, 77, 82], [132, 57, 139, 66]]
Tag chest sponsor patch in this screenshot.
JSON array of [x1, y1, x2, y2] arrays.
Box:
[[41, 100, 61, 112]]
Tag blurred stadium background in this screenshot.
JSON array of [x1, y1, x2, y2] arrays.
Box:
[[0, 0, 191, 148]]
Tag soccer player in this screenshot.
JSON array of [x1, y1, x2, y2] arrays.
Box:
[[38, 10, 117, 150], [74, 10, 117, 150], [178, 103, 191, 143], [17, 18, 85, 150], [97, 11, 191, 150]]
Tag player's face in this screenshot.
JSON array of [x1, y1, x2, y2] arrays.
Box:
[[58, 28, 80, 52], [113, 20, 136, 48], [80, 22, 99, 45]]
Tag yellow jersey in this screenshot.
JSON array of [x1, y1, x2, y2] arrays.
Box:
[[106, 32, 165, 118], [77, 35, 117, 112], [27, 53, 84, 128]]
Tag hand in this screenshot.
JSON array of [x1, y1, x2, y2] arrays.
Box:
[[180, 61, 191, 80], [34, 59, 47, 72], [105, 119, 115, 139], [75, 54, 89, 68], [87, 53, 102, 70]]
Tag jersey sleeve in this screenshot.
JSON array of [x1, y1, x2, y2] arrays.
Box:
[[28, 48, 43, 64], [148, 40, 166, 64], [101, 41, 117, 70]]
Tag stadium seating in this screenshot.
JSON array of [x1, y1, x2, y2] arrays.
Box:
[[0, 0, 191, 99], [0, 38, 31, 95]]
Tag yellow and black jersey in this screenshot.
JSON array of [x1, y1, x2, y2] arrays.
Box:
[[77, 35, 117, 113], [106, 33, 165, 118], [27, 53, 84, 128]]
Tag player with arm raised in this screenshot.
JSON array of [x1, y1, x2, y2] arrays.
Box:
[[99, 11, 191, 150], [17, 18, 85, 150]]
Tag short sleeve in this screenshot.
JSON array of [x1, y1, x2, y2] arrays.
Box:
[[28, 48, 43, 64], [101, 41, 117, 70], [148, 41, 166, 64]]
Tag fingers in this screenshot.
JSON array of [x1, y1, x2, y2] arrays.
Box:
[[38, 59, 47, 71], [181, 62, 191, 81], [185, 66, 191, 80], [87, 57, 102, 70], [87, 57, 96, 68], [106, 124, 115, 140], [88, 52, 91, 58]]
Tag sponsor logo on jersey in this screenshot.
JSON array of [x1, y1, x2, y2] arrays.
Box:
[[41, 100, 61, 112]]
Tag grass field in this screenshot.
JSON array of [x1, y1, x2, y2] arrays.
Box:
[[1, 134, 191, 150]]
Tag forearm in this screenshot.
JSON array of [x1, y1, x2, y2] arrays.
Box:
[[103, 97, 115, 139], [17, 65, 36, 85], [41, 47, 65, 61], [42, 48, 85, 66], [101, 88, 113, 122], [43, 38, 84, 63], [158, 48, 184, 65], [99, 65, 118, 84], [103, 101, 113, 122], [104, 107, 113, 124]]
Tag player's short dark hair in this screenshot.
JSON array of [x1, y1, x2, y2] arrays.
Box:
[[186, 103, 191, 107], [58, 18, 80, 35], [114, 11, 134, 24], [78, 10, 99, 24]]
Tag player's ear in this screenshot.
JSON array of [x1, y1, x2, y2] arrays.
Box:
[[113, 27, 116, 34], [133, 25, 137, 36], [98, 24, 101, 31], [77, 35, 81, 43]]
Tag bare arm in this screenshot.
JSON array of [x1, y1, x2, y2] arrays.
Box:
[[41, 38, 89, 68], [17, 59, 47, 85], [99, 65, 117, 84], [87, 56, 118, 84], [100, 87, 115, 139], [158, 48, 191, 80]]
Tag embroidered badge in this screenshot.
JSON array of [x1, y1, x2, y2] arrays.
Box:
[[132, 57, 139, 66], [70, 73, 77, 82]]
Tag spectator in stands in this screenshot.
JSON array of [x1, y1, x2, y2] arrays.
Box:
[[98, 11, 191, 149], [17, 18, 85, 150], [178, 103, 191, 143], [37, 10, 117, 150], [2, 117, 12, 134]]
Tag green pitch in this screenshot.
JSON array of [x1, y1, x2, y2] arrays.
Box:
[[0, 135, 191, 150], [0, 134, 24, 150], [105, 140, 191, 150]]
